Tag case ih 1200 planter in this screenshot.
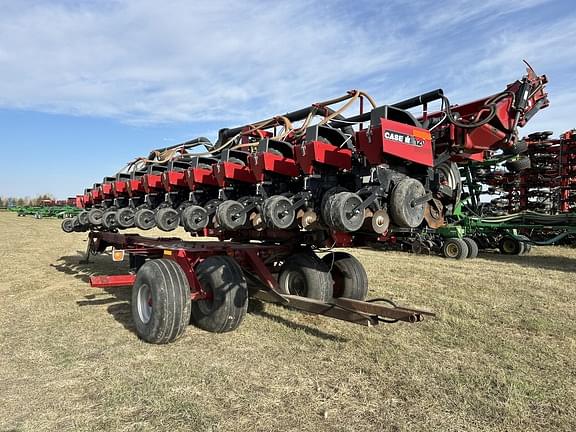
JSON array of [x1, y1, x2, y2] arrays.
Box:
[[64, 64, 548, 244], [62, 64, 549, 343]]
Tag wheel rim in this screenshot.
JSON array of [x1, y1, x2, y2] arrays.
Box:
[[184, 206, 208, 231], [137, 283, 153, 324], [157, 209, 179, 231], [88, 209, 103, 225], [445, 242, 459, 258], [78, 211, 89, 225], [62, 219, 74, 232], [117, 209, 135, 228], [219, 202, 246, 230], [340, 194, 364, 231], [267, 197, 294, 228], [136, 210, 155, 229], [285, 271, 307, 296], [103, 212, 116, 228], [502, 239, 516, 254]]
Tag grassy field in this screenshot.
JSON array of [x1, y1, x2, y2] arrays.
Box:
[[0, 211, 575, 431]]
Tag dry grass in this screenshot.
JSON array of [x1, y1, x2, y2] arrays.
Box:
[[0, 211, 575, 431]]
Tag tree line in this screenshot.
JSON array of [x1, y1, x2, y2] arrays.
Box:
[[0, 194, 56, 208]]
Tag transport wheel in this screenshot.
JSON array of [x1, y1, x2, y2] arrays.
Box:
[[132, 259, 192, 344], [389, 178, 426, 228], [498, 236, 523, 255], [462, 237, 479, 259], [321, 252, 368, 300], [327, 191, 365, 232], [181, 205, 209, 232], [442, 238, 469, 260], [279, 253, 334, 301], [155, 207, 180, 232], [216, 200, 247, 231], [517, 235, 533, 255], [61, 218, 75, 233], [101, 210, 117, 230], [77, 210, 89, 225], [88, 208, 104, 226], [116, 207, 135, 229], [134, 208, 156, 230], [191, 255, 248, 333], [262, 195, 295, 229]]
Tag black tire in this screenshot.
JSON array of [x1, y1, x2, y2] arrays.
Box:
[[262, 195, 295, 229], [88, 208, 104, 226], [191, 256, 248, 333], [61, 218, 75, 233], [279, 253, 334, 301], [77, 210, 89, 225], [155, 207, 180, 232], [516, 235, 533, 255], [321, 252, 368, 300], [506, 156, 531, 172], [510, 139, 528, 154], [390, 178, 426, 228], [181, 205, 209, 232], [498, 236, 523, 255], [134, 208, 156, 230], [131, 259, 192, 344], [462, 237, 479, 259], [101, 210, 117, 229], [327, 192, 365, 232], [320, 186, 346, 227], [442, 238, 469, 260], [216, 200, 247, 231], [116, 207, 135, 229]]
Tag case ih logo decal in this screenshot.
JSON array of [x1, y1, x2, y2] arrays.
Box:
[[384, 130, 425, 147]]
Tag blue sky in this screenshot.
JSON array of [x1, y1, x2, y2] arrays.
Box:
[[0, 0, 574, 198]]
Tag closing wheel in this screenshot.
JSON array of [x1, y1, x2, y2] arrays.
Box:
[[134, 208, 156, 230], [131, 259, 192, 344], [181, 205, 209, 232], [216, 200, 247, 231], [61, 218, 75, 233], [191, 255, 248, 333], [155, 207, 180, 232], [263, 195, 295, 229], [116, 207, 135, 229], [321, 252, 368, 300], [279, 253, 334, 302], [462, 237, 479, 259], [442, 238, 469, 260], [389, 178, 426, 228], [77, 210, 89, 225], [87, 208, 104, 226], [101, 210, 117, 230], [498, 236, 523, 255], [327, 192, 365, 232]]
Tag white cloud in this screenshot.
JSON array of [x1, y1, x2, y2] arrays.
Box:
[[0, 0, 571, 136], [0, 0, 418, 124]]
